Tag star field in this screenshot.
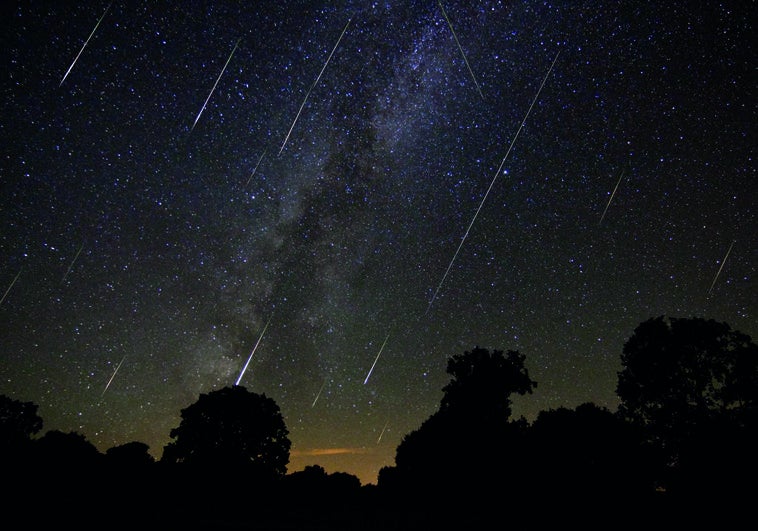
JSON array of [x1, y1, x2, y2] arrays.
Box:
[[1, 1, 755, 485]]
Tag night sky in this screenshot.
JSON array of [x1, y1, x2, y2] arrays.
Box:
[[1, 1, 755, 485]]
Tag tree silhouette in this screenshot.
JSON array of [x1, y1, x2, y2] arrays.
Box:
[[4, 429, 109, 526], [617, 316, 758, 496], [528, 403, 654, 504], [440, 347, 537, 422], [282, 465, 366, 526], [157, 386, 292, 527], [161, 385, 291, 479], [34, 429, 103, 468], [105, 440, 155, 468], [4, 317, 754, 528], [1, 394, 44, 487], [0, 394, 43, 451], [379, 346, 537, 523]]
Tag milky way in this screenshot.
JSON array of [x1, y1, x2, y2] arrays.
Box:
[[1, 1, 755, 485]]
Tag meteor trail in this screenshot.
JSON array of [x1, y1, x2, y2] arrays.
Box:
[[235, 314, 273, 386], [425, 51, 560, 315], [708, 241, 735, 295], [377, 420, 389, 444], [279, 16, 352, 155], [60, 1, 112, 87], [191, 38, 240, 132], [599, 170, 625, 225], [363, 333, 390, 385], [438, 1, 483, 100], [61, 243, 84, 284], [0, 269, 22, 307], [311, 379, 326, 408], [101, 355, 125, 396], [245, 150, 266, 186]]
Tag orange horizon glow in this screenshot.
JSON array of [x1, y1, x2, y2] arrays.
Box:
[[290, 447, 372, 457]]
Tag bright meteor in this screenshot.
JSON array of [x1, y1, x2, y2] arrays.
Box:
[[61, 243, 84, 284], [235, 314, 273, 386], [599, 170, 625, 225], [311, 379, 327, 408], [60, 2, 112, 87], [363, 333, 390, 385], [246, 150, 267, 186], [191, 38, 241, 132], [708, 240, 735, 295], [0, 269, 22, 307], [279, 16, 352, 155], [425, 51, 560, 315], [438, 1, 483, 100], [377, 420, 389, 444], [101, 355, 125, 396]]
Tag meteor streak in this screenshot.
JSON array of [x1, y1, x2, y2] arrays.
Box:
[[377, 420, 389, 444], [708, 241, 735, 295], [235, 314, 273, 386], [61, 243, 84, 284], [101, 355, 125, 396], [311, 379, 327, 408], [425, 51, 560, 315], [599, 170, 625, 225], [438, 1, 483, 100], [191, 38, 241, 132], [0, 269, 21, 307], [279, 16, 352, 155], [363, 333, 389, 385], [245, 150, 267, 186], [60, 1, 112, 87]]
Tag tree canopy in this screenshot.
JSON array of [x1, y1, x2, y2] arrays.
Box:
[[382, 346, 537, 498], [0, 394, 43, 450], [161, 385, 291, 478], [616, 316, 758, 493], [105, 441, 155, 468], [617, 317, 758, 445], [440, 346, 537, 423]]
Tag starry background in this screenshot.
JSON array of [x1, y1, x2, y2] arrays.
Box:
[[1, 0, 755, 485]]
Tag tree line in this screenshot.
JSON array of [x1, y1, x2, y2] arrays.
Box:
[[2, 315, 756, 529]]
